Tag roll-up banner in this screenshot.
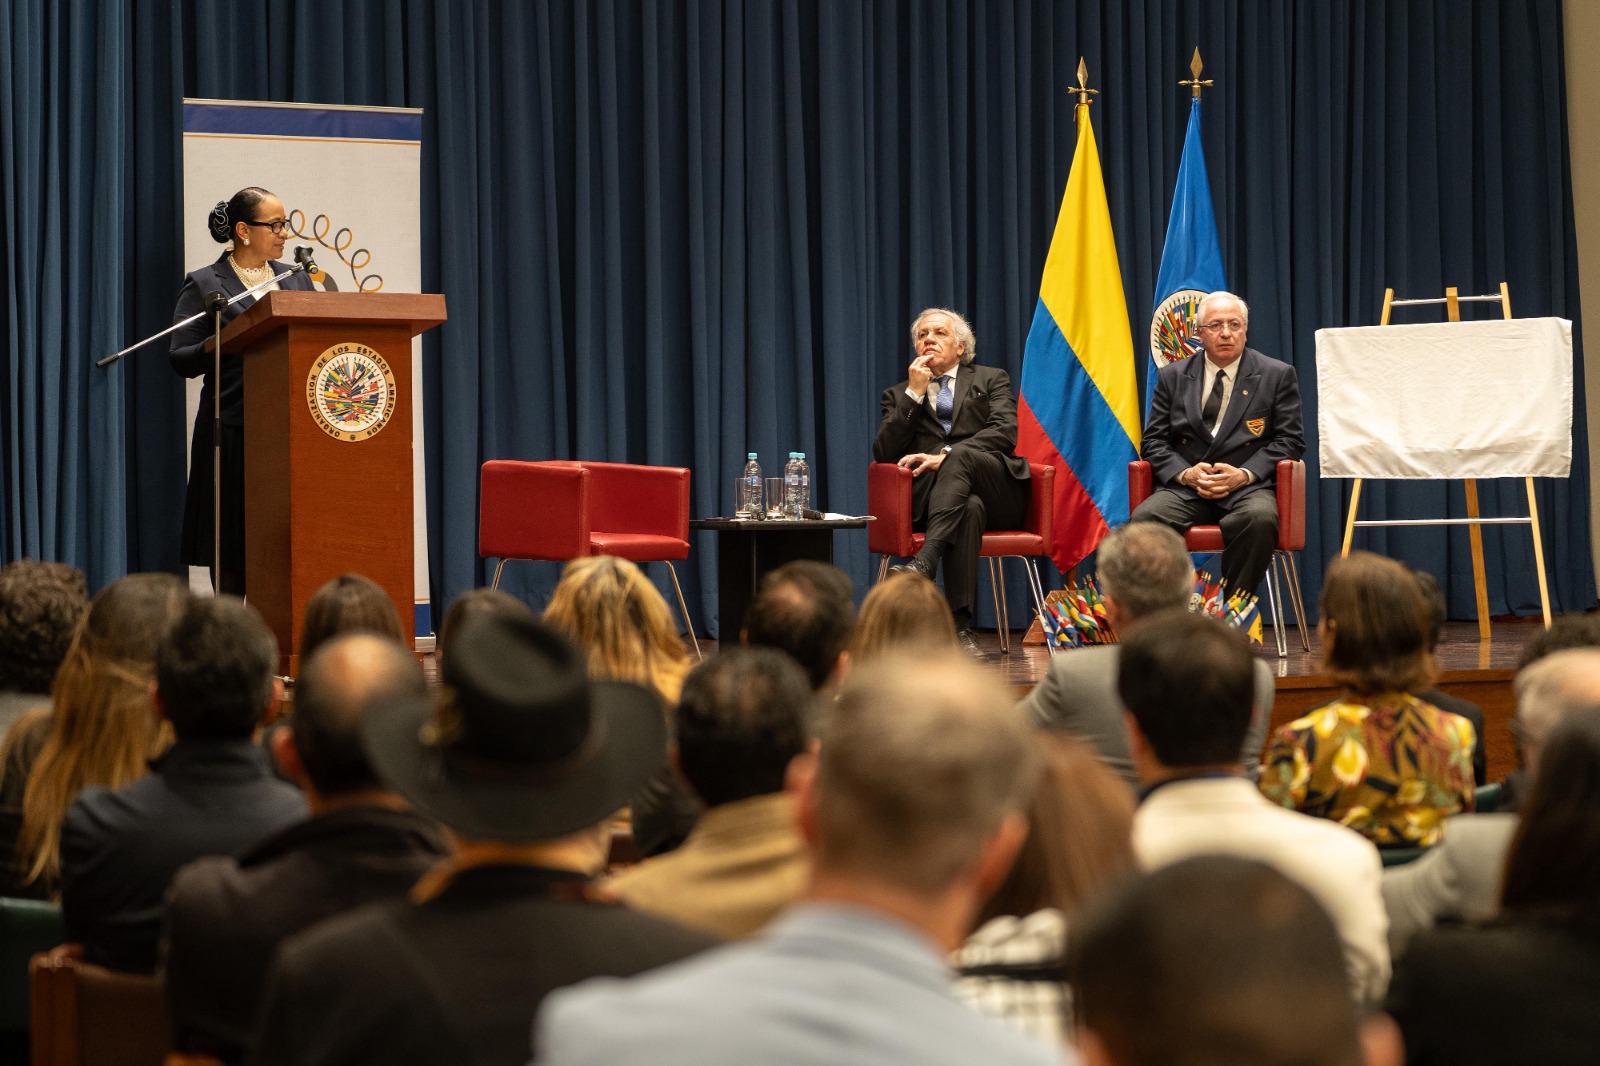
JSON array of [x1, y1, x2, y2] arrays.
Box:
[[181, 99, 432, 641]]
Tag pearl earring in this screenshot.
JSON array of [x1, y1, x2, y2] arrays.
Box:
[[243, 238, 250, 246]]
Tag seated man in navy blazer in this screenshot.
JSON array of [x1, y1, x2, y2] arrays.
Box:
[[872, 308, 1030, 655], [1131, 291, 1304, 596]]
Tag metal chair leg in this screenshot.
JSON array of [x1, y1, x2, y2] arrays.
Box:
[[490, 559, 508, 590], [1022, 557, 1057, 657], [663, 561, 703, 661], [988, 558, 1010, 654], [1265, 557, 1289, 659], [1282, 551, 1312, 652]]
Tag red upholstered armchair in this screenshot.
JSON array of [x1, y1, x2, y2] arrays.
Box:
[[478, 460, 699, 656], [1128, 458, 1310, 657], [867, 462, 1056, 655]]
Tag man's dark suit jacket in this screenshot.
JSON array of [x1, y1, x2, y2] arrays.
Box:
[[1387, 921, 1600, 1064], [872, 363, 1030, 482], [59, 739, 308, 974], [162, 805, 449, 1061], [1141, 347, 1305, 494], [248, 864, 720, 1066]]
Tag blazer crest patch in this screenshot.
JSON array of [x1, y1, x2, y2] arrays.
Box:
[[1245, 418, 1265, 437]]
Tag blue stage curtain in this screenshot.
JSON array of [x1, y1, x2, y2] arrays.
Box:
[[2, 0, 1590, 632]]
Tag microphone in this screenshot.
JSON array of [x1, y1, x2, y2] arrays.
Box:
[[294, 247, 339, 291]]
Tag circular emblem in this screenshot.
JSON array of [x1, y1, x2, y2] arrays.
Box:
[[1150, 288, 1210, 369], [306, 343, 397, 442]]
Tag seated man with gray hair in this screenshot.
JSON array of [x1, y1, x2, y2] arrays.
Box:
[[535, 655, 1073, 1066], [874, 307, 1031, 656], [1382, 646, 1600, 958], [1021, 523, 1273, 788], [1132, 290, 1303, 596]]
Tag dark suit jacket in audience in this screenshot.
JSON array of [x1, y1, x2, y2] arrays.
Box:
[[248, 864, 719, 1066], [162, 805, 449, 1060], [1415, 687, 1487, 786], [59, 738, 307, 973], [1386, 921, 1600, 1065]]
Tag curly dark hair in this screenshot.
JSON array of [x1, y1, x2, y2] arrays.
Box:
[[0, 560, 88, 693]]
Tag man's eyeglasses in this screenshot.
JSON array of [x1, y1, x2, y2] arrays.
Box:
[[245, 219, 289, 236], [1198, 319, 1245, 334]]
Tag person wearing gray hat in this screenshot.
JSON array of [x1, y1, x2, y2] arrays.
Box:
[[247, 613, 720, 1066]]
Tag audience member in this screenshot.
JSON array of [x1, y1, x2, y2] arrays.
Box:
[[954, 734, 1136, 1044], [0, 559, 90, 895], [535, 654, 1070, 1066], [163, 633, 448, 1061], [2, 573, 187, 899], [1072, 856, 1402, 1066], [1515, 611, 1600, 671], [1021, 524, 1272, 788], [1260, 552, 1474, 847], [544, 555, 697, 858], [1411, 572, 1487, 784], [607, 648, 811, 938], [1382, 647, 1600, 957], [1119, 610, 1389, 1004], [544, 556, 692, 703], [58, 595, 307, 973], [437, 586, 535, 668], [1502, 612, 1600, 809], [849, 570, 958, 664], [743, 560, 856, 692], [296, 573, 408, 663], [1386, 705, 1600, 1064], [248, 613, 717, 1066], [0, 559, 87, 734]]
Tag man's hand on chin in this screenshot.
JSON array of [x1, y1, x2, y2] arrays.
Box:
[[898, 452, 946, 477]]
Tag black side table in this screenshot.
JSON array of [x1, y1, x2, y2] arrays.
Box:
[[690, 517, 869, 640]]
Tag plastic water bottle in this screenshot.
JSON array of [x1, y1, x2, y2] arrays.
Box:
[[740, 453, 762, 517], [783, 453, 801, 518], [793, 453, 811, 518]]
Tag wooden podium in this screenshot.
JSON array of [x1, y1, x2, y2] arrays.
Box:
[[217, 290, 447, 673]]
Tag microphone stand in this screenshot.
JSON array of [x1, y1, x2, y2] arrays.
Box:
[[100, 260, 308, 595]]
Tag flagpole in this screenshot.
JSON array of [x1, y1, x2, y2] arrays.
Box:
[[1074, 57, 1099, 107], [1179, 46, 1213, 99]]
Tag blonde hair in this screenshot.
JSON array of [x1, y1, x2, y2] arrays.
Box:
[[851, 571, 958, 663], [17, 574, 188, 891], [543, 556, 690, 704]]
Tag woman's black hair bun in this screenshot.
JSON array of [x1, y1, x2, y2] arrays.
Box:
[[207, 200, 231, 244]]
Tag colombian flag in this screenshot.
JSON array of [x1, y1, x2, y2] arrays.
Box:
[[1018, 100, 1140, 572]]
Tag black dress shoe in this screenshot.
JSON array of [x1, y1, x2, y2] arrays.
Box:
[[955, 628, 987, 659], [890, 557, 936, 580]]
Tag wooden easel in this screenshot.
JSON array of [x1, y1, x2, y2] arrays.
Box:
[[1339, 283, 1553, 640]]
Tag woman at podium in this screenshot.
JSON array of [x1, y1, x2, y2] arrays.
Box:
[[169, 187, 314, 594]]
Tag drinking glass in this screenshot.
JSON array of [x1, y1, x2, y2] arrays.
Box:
[[765, 478, 785, 518], [734, 477, 760, 518]]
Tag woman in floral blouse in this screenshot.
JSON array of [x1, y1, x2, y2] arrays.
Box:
[[1260, 552, 1475, 847]]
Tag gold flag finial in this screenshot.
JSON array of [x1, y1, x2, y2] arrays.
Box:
[[1075, 57, 1099, 106], [1179, 47, 1213, 99]]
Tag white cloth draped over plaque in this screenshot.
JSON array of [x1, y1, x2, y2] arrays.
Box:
[[1315, 318, 1573, 479]]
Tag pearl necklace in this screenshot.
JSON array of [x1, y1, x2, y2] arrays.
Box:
[[228, 253, 274, 287]]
